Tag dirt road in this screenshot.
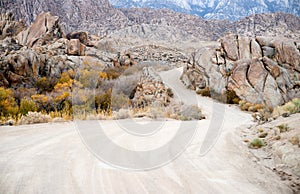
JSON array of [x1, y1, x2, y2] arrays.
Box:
[[0, 68, 292, 193]]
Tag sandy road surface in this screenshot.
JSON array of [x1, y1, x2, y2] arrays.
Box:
[[0, 68, 292, 193]]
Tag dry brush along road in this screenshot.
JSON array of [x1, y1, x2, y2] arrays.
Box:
[[0, 68, 293, 193]]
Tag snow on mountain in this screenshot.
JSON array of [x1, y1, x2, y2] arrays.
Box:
[[109, 0, 300, 20]]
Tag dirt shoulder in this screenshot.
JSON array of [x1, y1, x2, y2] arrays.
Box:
[[239, 113, 300, 192]]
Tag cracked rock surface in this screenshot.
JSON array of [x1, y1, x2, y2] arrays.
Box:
[[181, 34, 300, 107]]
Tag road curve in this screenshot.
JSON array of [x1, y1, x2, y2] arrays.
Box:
[[0, 68, 292, 194]]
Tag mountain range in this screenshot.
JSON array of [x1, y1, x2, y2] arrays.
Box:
[[0, 0, 299, 40], [110, 0, 300, 20]]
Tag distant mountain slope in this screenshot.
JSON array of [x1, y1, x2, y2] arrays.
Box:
[[110, 0, 300, 20], [1, 0, 299, 40], [0, 0, 127, 34]]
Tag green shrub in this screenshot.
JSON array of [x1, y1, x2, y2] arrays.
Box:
[[249, 138, 265, 149], [0, 87, 19, 118], [277, 123, 290, 133], [292, 98, 300, 110], [95, 89, 112, 112], [272, 98, 300, 118], [36, 77, 56, 93], [19, 98, 37, 115], [78, 70, 100, 88]]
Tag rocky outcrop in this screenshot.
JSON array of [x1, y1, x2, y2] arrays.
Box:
[[66, 32, 88, 45], [0, 12, 26, 40], [181, 34, 300, 107], [16, 12, 64, 48], [132, 67, 173, 107], [0, 11, 143, 88], [67, 39, 86, 56], [0, 12, 98, 88]]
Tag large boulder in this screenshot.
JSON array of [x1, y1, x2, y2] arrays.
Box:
[[66, 31, 88, 45], [67, 39, 86, 56], [132, 67, 173, 107], [181, 34, 300, 107], [228, 59, 284, 107], [16, 12, 64, 47]]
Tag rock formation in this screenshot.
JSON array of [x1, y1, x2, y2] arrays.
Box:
[[0, 12, 25, 40], [67, 39, 86, 56], [16, 12, 64, 48], [0, 12, 101, 88], [181, 34, 300, 107], [132, 67, 173, 107]]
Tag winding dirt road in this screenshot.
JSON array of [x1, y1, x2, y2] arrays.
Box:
[[0, 68, 292, 193]]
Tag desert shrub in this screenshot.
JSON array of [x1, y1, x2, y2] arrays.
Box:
[[18, 111, 52, 125], [258, 132, 268, 138], [197, 87, 211, 97], [289, 136, 299, 146], [282, 101, 298, 113], [14, 87, 36, 104], [199, 88, 239, 104], [19, 98, 37, 115], [113, 109, 131, 120], [122, 63, 149, 76], [53, 92, 71, 111], [31, 94, 54, 113], [249, 138, 265, 149], [239, 100, 264, 112], [100, 79, 116, 92], [104, 67, 123, 79], [147, 107, 166, 119], [179, 105, 203, 120], [272, 98, 300, 118], [277, 123, 290, 133], [0, 87, 19, 118], [58, 71, 72, 84], [292, 98, 300, 110], [99, 71, 108, 80], [36, 77, 56, 93], [167, 88, 174, 98], [226, 90, 240, 104], [95, 89, 112, 112], [78, 69, 100, 88], [112, 75, 140, 97], [111, 92, 130, 110]]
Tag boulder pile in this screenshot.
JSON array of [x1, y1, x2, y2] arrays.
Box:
[[181, 34, 300, 107], [132, 67, 173, 107], [0, 12, 138, 88]]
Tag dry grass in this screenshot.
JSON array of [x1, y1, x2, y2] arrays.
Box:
[[18, 112, 52, 125]]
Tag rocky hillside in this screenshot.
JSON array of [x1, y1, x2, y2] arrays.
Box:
[[110, 0, 300, 20], [1, 0, 299, 40], [0, 12, 135, 88], [0, 0, 127, 35], [181, 34, 300, 107]]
